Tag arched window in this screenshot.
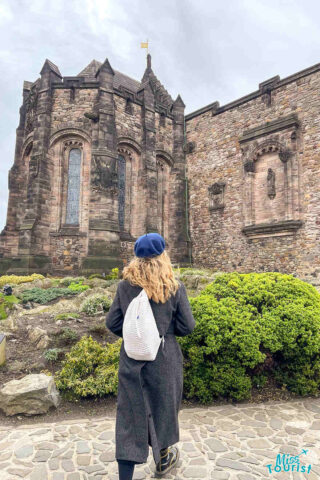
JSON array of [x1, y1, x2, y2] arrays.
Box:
[[65, 148, 81, 225], [118, 154, 126, 230]]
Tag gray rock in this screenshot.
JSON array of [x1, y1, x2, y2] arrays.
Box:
[[0, 374, 60, 416]]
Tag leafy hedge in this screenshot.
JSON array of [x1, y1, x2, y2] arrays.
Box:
[[177, 272, 320, 403], [55, 335, 121, 399]]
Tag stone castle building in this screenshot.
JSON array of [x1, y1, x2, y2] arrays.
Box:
[[1, 55, 320, 281]]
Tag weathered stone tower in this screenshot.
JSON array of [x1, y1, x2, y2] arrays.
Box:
[[0, 55, 191, 274]]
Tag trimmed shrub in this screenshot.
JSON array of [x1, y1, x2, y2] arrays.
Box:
[[20, 287, 78, 304], [54, 335, 121, 399], [177, 272, 320, 404], [0, 273, 44, 288], [80, 294, 112, 315]]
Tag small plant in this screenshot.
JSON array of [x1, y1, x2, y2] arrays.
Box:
[[55, 312, 80, 321], [81, 294, 112, 315], [58, 328, 80, 344], [0, 293, 20, 320], [59, 277, 85, 287], [68, 281, 90, 293], [89, 323, 107, 335], [88, 268, 119, 280], [44, 348, 62, 362], [40, 369, 53, 376], [54, 335, 121, 399]]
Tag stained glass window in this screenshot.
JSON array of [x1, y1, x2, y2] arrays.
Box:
[[118, 154, 126, 230], [65, 148, 81, 225]]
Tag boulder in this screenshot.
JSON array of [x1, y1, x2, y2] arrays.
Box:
[[0, 373, 60, 416], [27, 326, 50, 349]]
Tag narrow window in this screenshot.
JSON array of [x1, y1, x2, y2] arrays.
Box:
[[118, 154, 126, 230], [65, 148, 81, 225], [125, 98, 133, 114], [160, 112, 165, 127]]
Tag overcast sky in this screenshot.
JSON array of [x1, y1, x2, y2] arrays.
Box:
[[1, 0, 320, 231]]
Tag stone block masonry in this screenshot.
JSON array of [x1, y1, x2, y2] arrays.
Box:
[[2, 55, 320, 281], [185, 64, 320, 283]]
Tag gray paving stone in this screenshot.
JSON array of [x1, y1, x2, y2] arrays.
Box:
[[7, 467, 32, 478], [33, 449, 51, 462], [100, 450, 116, 462], [211, 472, 230, 479], [76, 441, 90, 454], [216, 458, 251, 472], [76, 454, 91, 466], [48, 458, 59, 470], [67, 473, 81, 480], [30, 464, 48, 480], [61, 459, 75, 472], [52, 474, 64, 480], [183, 466, 207, 478], [205, 438, 228, 452], [14, 445, 34, 458]]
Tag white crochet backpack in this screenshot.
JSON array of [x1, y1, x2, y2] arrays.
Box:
[[123, 288, 165, 361]]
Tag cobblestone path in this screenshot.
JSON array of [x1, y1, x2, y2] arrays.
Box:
[[0, 398, 319, 479]]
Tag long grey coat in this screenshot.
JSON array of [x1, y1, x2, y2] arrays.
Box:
[[105, 278, 196, 465]]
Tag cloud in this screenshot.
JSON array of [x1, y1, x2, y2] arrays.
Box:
[[1, 0, 320, 231]]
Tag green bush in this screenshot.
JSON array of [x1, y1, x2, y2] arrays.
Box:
[[80, 294, 112, 315], [0, 273, 44, 288], [88, 268, 119, 280], [54, 335, 121, 399], [57, 327, 79, 344], [20, 287, 77, 304], [59, 277, 85, 287], [44, 348, 62, 362], [177, 272, 320, 404], [0, 293, 20, 320], [67, 281, 90, 293]]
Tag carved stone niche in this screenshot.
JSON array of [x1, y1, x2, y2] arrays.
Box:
[[239, 114, 303, 239], [208, 182, 226, 211]]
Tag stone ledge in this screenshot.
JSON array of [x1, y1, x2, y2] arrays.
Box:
[[242, 219, 303, 238], [239, 114, 300, 143]]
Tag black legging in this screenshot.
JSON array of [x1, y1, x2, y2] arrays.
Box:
[[117, 459, 135, 480]]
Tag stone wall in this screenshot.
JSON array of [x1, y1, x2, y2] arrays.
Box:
[[0, 56, 190, 274], [185, 68, 320, 281]]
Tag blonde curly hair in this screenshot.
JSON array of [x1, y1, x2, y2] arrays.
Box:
[[122, 249, 180, 303]]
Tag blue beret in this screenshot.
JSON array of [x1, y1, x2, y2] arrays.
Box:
[[134, 233, 166, 258]]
